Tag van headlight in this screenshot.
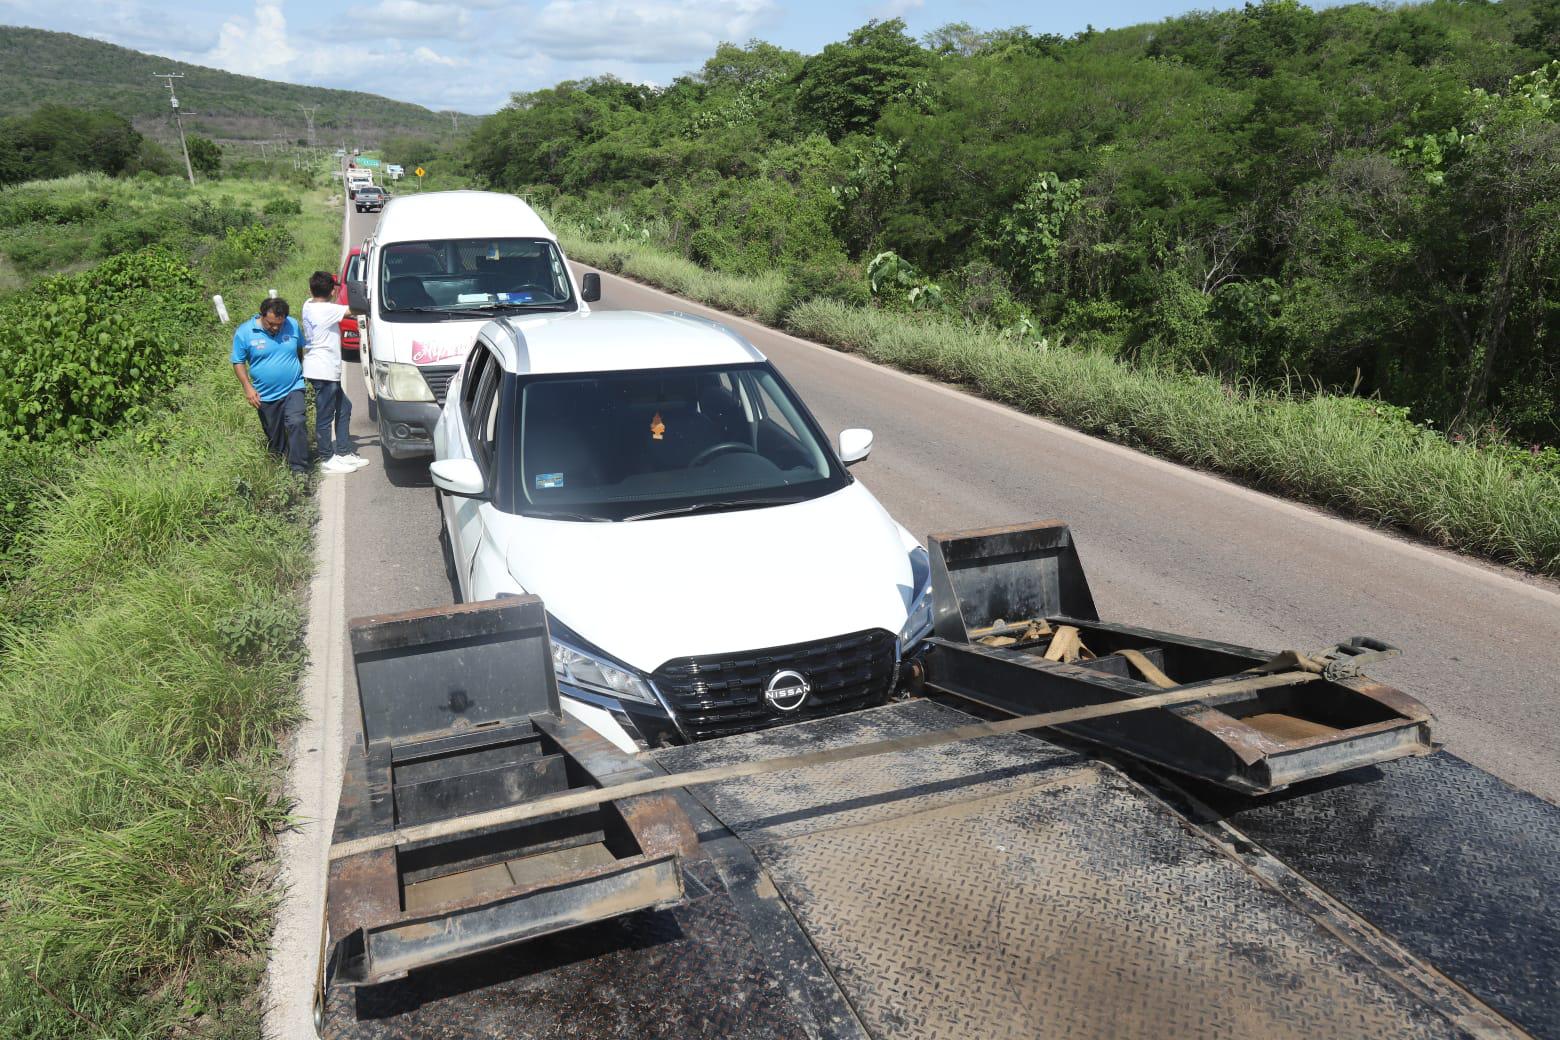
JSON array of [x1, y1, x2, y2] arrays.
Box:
[[548, 619, 658, 705], [898, 545, 934, 651], [372, 360, 434, 402]]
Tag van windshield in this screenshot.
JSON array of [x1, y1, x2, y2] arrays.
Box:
[[513, 363, 849, 522], [379, 237, 576, 320]]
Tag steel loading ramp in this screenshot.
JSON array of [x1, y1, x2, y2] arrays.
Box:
[[652, 700, 1503, 1040], [323, 699, 1547, 1040]]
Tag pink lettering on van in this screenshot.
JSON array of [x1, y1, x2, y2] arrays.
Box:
[[410, 339, 463, 365]]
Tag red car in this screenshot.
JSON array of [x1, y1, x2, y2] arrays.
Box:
[[337, 247, 364, 353]]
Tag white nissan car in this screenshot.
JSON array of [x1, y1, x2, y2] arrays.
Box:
[[430, 310, 933, 752]]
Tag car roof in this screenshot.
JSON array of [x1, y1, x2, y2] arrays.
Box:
[[375, 191, 553, 244], [478, 311, 766, 376]]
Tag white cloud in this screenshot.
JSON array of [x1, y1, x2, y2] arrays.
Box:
[[412, 45, 462, 67], [204, 3, 298, 77], [522, 0, 779, 63], [345, 0, 471, 39]]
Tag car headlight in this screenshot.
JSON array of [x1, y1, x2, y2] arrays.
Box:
[[372, 360, 433, 401], [549, 631, 658, 705], [898, 545, 934, 651]]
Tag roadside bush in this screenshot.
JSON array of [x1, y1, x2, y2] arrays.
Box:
[[3, 232, 81, 273], [262, 195, 303, 217], [206, 223, 295, 278], [92, 212, 180, 257], [182, 196, 256, 237], [0, 246, 211, 446]]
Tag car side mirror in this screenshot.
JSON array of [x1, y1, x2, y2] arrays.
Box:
[[347, 280, 370, 313], [839, 428, 874, 466], [581, 272, 601, 303], [430, 458, 488, 499]]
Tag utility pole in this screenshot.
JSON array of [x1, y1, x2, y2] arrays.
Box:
[[445, 110, 458, 132], [298, 104, 319, 147], [154, 72, 196, 184]]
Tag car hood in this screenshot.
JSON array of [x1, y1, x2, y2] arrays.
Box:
[[498, 482, 917, 674], [378, 321, 485, 367]]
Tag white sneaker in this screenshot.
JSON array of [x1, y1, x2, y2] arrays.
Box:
[[338, 453, 370, 470], [320, 456, 357, 474]]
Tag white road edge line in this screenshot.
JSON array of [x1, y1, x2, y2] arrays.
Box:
[[263, 470, 347, 1040], [574, 262, 1560, 609]]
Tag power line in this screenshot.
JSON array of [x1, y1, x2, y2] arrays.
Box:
[[153, 73, 196, 185], [298, 103, 319, 147]]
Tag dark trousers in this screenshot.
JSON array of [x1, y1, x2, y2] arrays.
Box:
[[258, 389, 309, 474], [310, 377, 353, 458]]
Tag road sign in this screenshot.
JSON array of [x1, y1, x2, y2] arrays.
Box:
[[415, 167, 426, 178], [358, 157, 380, 167]]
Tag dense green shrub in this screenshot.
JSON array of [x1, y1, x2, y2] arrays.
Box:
[[262, 195, 303, 216], [206, 222, 295, 278], [472, 7, 1560, 444], [0, 246, 210, 445], [182, 196, 257, 237]]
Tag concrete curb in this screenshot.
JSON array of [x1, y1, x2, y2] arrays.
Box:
[[263, 472, 347, 1039]]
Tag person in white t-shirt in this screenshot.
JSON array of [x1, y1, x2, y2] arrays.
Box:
[[302, 270, 368, 474]]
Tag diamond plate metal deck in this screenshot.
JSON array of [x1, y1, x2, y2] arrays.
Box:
[[658, 701, 1477, 1040], [1224, 751, 1560, 1040]]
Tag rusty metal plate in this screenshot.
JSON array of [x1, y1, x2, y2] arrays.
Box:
[[757, 769, 1466, 1040], [1224, 751, 1560, 1040], [322, 862, 814, 1040], [654, 699, 1083, 842]]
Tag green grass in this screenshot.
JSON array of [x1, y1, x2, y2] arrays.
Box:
[[787, 301, 1560, 574], [557, 228, 790, 324], [554, 219, 1560, 576], [0, 185, 337, 1038]]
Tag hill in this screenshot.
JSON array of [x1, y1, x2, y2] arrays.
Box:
[[0, 25, 472, 146]]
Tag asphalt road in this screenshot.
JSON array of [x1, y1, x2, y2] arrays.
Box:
[[337, 202, 1560, 803]]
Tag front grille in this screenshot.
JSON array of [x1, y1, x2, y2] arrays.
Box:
[[653, 629, 898, 742], [421, 365, 458, 405]]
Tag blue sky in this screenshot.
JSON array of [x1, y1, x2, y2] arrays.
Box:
[[3, 0, 1259, 114]]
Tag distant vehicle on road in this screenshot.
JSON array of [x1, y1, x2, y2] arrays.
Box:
[[346, 167, 373, 199], [337, 246, 364, 353], [345, 190, 596, 458], [354, 185, 387, 212], [429, 310, 925, 751]]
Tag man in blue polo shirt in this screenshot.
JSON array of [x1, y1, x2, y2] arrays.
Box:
[[231, 296, 309, 474]]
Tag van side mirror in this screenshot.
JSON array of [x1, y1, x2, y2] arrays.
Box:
[[347, 280, 370, 313], [839, 428, 874, 465], [581, 272, 601, 303]]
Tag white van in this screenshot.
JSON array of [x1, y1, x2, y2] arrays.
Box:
[[347, 191, 599, 458]]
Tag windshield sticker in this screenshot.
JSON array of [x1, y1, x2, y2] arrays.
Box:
[[496, 291, 535, 304], [411, 338, 464, 365], [535, 472, 564, 489], [650, 412, 665, 440]]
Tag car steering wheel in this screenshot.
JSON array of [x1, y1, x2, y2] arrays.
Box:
[[689, 441, 756, 467]]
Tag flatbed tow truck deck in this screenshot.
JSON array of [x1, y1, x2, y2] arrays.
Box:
[[319, 524, 1559, 1040]]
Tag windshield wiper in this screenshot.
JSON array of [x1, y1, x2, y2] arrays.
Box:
[[393, 305, 496, 318], [487, 301, 568, 312], [621, 497, 801, 522], [524, 510, 612, 522]]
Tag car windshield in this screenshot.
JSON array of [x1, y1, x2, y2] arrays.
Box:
[[379, 237, 576, 319], [513, 363, 848, 521]]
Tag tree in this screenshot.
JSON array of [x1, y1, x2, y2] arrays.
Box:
[[794, 19, 930, 141], [186, 135, 222, 178]]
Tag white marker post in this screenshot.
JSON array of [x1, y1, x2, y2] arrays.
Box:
[[212, 294, 230, 324]]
